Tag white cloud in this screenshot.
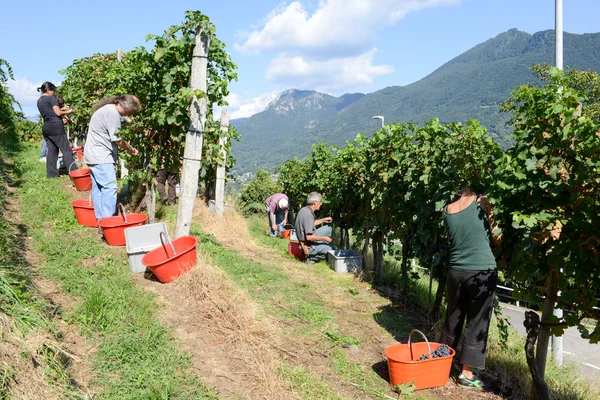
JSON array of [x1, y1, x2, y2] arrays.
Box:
[[267, 49, 394, 92], [7, 77, 42, 112], [216, 91, 280, 120], [236, 0, 460, 56], [235, 0, 458, 93]]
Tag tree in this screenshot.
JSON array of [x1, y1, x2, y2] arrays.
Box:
[[0, 59, 19, 145], [493, 67, 600, 397], [58, 11, 239, 214], [531, 64, 600, 119], [239, 169, 282, 215], [277, 157, 311, 215]]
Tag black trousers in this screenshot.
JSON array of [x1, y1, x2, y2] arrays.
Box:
[[43, 125, 77, 178], [440, 268, 497, 369], [157, 169, 178, 205]]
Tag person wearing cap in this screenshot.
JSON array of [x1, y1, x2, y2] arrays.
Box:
[[265, 193, 289, 237], [294, 191, 334, 264]]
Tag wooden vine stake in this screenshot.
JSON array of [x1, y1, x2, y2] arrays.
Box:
[[174, 27, 210, 238], [214, 110, 229, 218]]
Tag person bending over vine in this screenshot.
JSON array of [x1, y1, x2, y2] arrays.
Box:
[[83, 95, 140, 228]]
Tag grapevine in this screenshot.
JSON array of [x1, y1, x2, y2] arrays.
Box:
[[58, 11, 239, 198]]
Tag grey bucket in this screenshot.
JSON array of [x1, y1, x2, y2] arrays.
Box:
[[125, 222, 170, 273]]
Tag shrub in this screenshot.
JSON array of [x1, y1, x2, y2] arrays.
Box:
[[239, 169, 282, 215]]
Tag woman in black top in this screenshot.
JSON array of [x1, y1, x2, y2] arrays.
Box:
[[36, 82, 77, 178]]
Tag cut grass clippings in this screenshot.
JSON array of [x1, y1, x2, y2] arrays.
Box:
[[189, 210, 409, 399], [14, 144, 217, 400]]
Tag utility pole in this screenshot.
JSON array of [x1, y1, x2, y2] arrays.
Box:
[[214, 110, 229, 218], [551, 0, 564, 367], [174, 28, 210, 238]]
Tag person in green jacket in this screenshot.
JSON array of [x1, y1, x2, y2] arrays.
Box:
[[440, 187, 500, 390]]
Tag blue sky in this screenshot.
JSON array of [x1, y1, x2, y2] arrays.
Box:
[[3, 0, 599, 118]]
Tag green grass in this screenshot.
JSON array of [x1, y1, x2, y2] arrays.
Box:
[[14, 144, 218, 400], [193, 230, 335, 336], [165, 212, 403, 398], [246, 213, 600, 399], [279, 365, 344, 400], [0, 134, 84, 398]]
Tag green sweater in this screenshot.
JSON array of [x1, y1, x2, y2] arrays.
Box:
[[444, 200, 496, 271]]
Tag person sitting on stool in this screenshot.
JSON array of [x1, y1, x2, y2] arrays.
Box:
[[294, 192, 334, 263]]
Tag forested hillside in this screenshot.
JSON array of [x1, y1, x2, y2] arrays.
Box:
[[232, 29, 600, 173]]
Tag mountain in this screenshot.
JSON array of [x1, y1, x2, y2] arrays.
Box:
[[232, 29, 600, 173], [231, 89, 364, 172]]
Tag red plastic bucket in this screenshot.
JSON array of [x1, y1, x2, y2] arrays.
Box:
[[142, 232, 197, 283], [69, 168, 92, 191], [385, 330, 454, 390], [71, 197, 97, 227], [72, 146, 83, 161], [99, 204, 148, 246]]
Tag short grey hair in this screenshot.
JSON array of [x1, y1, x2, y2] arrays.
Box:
[[306, 192, 323, 205], [93, 94, 140, 113]]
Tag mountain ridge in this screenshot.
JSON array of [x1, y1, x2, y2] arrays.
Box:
[[231, 28, 600, 173]]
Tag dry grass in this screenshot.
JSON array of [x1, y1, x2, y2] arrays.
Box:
[[0, 314, 72, 400], [165, 238, 293, 399], [192, 202, 259, 254]]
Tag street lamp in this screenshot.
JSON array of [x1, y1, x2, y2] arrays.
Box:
[[372, 115, 384, 128]]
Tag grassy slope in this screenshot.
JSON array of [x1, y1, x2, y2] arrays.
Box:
[[13, 144, 217, 400], [241, 215, 600, 400], [6, 140, 599, 399], [0, 131, 88, 398]]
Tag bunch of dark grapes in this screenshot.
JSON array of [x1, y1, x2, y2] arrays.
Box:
[[418, 344, 450, 361]]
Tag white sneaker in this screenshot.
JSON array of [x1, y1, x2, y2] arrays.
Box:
[[39, 157, 46, 162]]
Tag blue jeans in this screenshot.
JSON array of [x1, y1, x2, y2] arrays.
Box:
[[266, 207, 285, 236], [88, 163, 118, 221], [308, 226, 336, 261], [40, 139, 47, 157]]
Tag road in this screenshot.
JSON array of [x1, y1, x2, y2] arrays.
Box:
[[500, 303, 600, 386]]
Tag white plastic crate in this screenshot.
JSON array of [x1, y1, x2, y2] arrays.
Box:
[[125, 223, 170, 273], [327, 250, 362, 273]]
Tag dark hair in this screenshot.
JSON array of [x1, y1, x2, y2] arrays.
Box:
[[56, 96, 65, 107], [92, 95, 140, 113], [452, 187, 474, 202], [37, 82, 56, 94]]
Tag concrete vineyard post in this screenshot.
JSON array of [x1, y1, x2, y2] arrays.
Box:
[[174, 28, 210, 238], [214, 110, 229, 218]]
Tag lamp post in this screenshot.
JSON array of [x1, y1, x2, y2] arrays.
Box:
[[551, 0, 564, 368], [372, 115, 384, 128]]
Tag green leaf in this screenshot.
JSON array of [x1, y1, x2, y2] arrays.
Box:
[[553, 104, 564, 114], [154, 47, 167, 62], [394, 382, 416, 396], [513, 170, 527, 179]]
